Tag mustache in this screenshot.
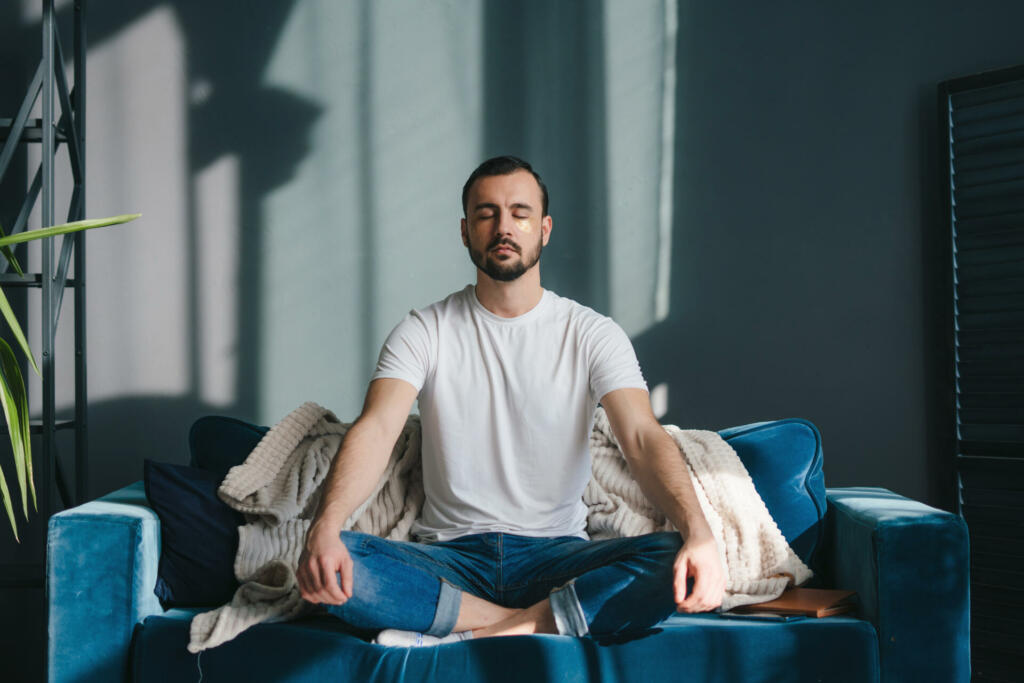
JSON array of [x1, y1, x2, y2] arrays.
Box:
[[488, 238, 521, 253]]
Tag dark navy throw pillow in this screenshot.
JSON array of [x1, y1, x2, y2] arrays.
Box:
[[188, 415, 269, 482], [143, 459, 245, 607]]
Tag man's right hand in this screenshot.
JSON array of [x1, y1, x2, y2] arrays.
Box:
[[295, 378, 418, 606], [296, 523, 354, 605]]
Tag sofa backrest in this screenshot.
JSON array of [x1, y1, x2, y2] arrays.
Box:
[[719, 418, 827, 568], [188, 414, 827, 569]]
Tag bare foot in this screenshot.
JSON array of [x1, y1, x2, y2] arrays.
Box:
[[472, 598, 557, 638], [452, 591, 520, 631]]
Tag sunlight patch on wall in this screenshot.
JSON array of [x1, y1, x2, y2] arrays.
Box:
[[655, 0, 677, 324], [651, 382, 669, 419], [195, 154, 239, 408], [257, 0, 483, 423], [258, 0, 365, 421], [365, 0, 484, 346], [603, 0, 676, 337], [76, 5, 190, 403]]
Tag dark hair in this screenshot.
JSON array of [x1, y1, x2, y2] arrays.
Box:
[[461, 156, 549, 217]]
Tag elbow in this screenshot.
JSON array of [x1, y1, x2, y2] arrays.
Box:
[[620, 424, 674, 469], [350, 413, 388, 445]]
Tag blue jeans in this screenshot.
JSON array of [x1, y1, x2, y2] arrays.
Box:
[[323, 530, 684, 638]]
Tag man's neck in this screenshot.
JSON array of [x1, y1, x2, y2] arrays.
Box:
[[474, 270, 544, 318]]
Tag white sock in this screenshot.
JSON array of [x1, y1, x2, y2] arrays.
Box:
[[374, 628, 474, 647]]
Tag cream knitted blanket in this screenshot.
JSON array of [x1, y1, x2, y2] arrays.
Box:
[[188, 402, 811, 652]]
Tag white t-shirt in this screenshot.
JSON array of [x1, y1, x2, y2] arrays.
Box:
[[371, 285, 647, 542]]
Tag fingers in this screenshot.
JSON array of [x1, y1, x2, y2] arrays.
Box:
[[674, 560, 689, 606], [320, 556, 348, 604], [674, 550, 726, 614], [339, 553, 354, 598], [297, 537, 354, 606], [677, 573, 720, 613], [299, 557, 347, 605], [297, 555, 329, 604]]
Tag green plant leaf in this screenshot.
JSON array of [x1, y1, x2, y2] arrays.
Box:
[[0, 213, 141, 248], [0, 286, 40, 377], [3, 337, 34, 512], [0, 462, 18, 542], [0, 211, 141, 539], [18, 362, 32, 513], [0, 339, 28, 520], [0, 222, 25, 277]]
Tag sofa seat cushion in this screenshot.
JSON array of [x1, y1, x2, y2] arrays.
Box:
[[132, 610, 878, 683]]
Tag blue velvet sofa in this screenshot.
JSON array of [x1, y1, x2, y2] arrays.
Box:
[[47, 418, 971, 682]]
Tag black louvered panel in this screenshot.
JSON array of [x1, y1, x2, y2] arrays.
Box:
[[957, 275, 1024, 300], [956, 260, 1024, 286], [957, 210, 1024, 234], [967, 526, 1024, 555], [959, 441, 1022, 458], [952, 91, 1024, 123], [960, 403, 1024, 426], [972, 648, 1024, 683], [955, 178, 1024, 206], [958, 327, 1024, 347], [951, 78, 1024, 459], [959, 460, 1024, 674], [956, 242, 1024, 269], [957, 160, 1024, 188], [945, 67, 1024, 683], [953, 193, 1024, 220], [954, 114, 1024, 144], [951, 79, 1024, 108], [957, 310, 1024, 330], [954, 130, 1024, 160]]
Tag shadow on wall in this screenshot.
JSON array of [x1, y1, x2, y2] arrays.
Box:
[[480, 0, 610, 312], [38, 0, 319, 496], [73, 0, 621, 497], [83, 396, 257, 490], [9, 0, 661, 504]]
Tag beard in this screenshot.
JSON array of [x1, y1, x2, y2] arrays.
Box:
[[467, 233, 543, 282]]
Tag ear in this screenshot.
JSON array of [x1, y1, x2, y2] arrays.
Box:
[[460, 218, 469, 247], [541, 215, 553, 246]]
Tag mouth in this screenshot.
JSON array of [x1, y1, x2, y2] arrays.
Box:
[[490, 243, 519, 256]]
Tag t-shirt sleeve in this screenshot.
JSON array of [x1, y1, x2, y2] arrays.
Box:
[[371, 310, 433, 392], [588, 317, 648, 402]]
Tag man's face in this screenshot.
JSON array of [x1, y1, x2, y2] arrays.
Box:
[[461, 170, 552, 282]]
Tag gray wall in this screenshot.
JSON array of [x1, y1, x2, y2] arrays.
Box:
[[657, 1, 1024, 510], [4, 1, 1024, 680]]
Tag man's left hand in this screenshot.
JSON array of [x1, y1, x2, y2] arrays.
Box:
[[673, 531, 726, 613]]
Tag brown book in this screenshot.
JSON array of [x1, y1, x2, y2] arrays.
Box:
[[730, 588, 857, 618]]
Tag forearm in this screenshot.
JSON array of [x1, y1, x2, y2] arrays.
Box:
[[310, 417, 393, 533], [624, 427, 712, 540]]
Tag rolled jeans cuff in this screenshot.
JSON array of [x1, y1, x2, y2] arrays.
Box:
[[549, 579, 589, 637], [424, 578, 461, 637]]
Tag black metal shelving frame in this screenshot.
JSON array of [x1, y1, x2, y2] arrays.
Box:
[[0, 0, 88, 587]]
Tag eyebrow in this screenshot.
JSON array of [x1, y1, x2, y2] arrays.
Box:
[[473, 202, 534, 213]]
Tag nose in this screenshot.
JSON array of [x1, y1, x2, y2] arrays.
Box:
[[496, 209, 516, 237]]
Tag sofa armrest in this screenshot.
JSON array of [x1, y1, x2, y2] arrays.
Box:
[[47, 481, 164, 683], [824, 486, 970, 683]]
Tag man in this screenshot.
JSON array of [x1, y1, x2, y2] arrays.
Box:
[[297, 156, 725, 645]]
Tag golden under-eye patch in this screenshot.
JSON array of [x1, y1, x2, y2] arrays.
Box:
[[515, 218, 533, 233]]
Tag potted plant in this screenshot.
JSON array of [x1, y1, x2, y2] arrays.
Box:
[[0, 213, 140, 539]]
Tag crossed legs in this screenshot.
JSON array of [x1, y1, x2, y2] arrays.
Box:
[[324, 530, 682, 640]]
